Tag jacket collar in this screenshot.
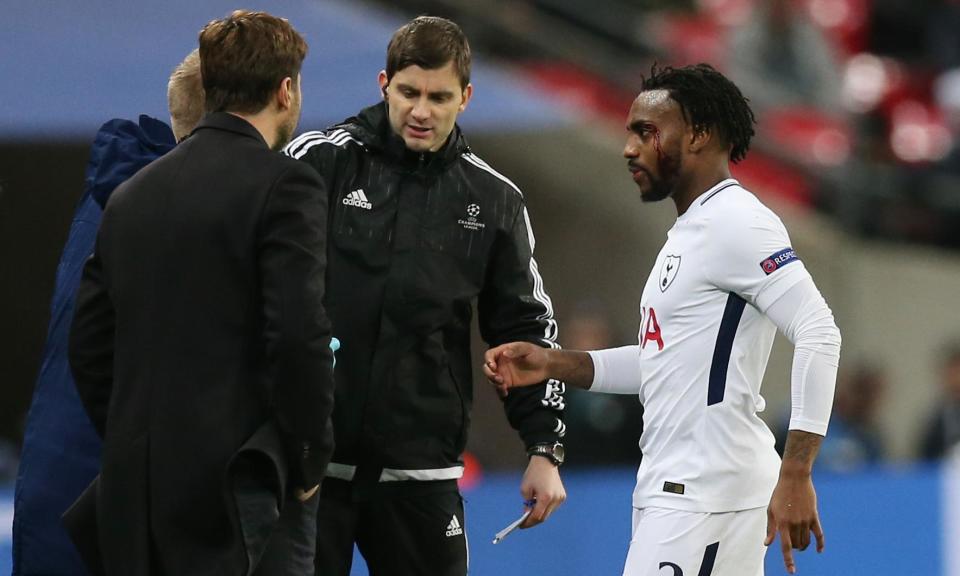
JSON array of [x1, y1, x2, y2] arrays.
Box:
[[337, 102, 469, 171], [190, 112, 269, 148]]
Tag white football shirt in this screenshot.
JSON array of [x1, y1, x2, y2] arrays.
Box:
[[624, 179, 810, 513]]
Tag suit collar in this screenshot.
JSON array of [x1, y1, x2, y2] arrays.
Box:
[[191, 112, 269, 147]]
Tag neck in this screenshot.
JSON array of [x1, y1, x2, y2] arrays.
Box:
[[229, 110, 278, 149], [671, 160, 732, 216]]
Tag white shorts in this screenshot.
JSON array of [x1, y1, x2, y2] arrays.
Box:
[[622, 506, 766, 576]]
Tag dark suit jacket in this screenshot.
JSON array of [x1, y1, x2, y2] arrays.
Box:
[[68, 112, 336, 576]]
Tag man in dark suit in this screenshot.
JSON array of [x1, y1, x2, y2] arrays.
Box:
[[68, 10, 335, 576]]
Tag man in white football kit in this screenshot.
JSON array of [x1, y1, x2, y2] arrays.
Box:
[[484, 64, 841, 576]]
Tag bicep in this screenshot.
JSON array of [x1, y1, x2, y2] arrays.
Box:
[[479, 205, 557, 348], [259, 165, 328, 316], [704, 211, 807, 308]]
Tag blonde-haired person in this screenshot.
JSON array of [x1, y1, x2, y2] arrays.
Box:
[[12, 47, 207, 576], [168, 49, 204, 142]]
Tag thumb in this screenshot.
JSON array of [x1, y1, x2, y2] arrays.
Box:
[[520, 482, 535, 501], [764, 509, 776, 547]]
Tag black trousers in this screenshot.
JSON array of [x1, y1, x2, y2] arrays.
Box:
[[314, 478, 468, 576], [253, 493, 320, 576]]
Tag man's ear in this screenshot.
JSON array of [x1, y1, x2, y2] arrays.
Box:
[[277, 76, 294, 110], [378, 70, 389, 100], [458, 83, 473, 113], [688, 124, 712, 154]]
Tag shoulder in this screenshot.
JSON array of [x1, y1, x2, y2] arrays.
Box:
[[110, 142, 184, 197], [264, 150, 327, 201], [283, 128, 363, 161], [458, 151, 525, 205], [700, 183, 771, 217], [700, 184, 786, 240], [276, 151, 322, 180]]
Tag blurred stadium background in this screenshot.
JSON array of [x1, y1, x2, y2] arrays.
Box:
[[3, 0, 960, 574]]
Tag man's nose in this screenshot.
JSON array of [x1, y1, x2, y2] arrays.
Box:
[[411, 97, 430, 120]]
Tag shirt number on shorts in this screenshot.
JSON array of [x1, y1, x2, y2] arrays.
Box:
[[658, 541, 719, 576]]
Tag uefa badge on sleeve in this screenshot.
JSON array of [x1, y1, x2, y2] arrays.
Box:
[[759, 247, 799, 275]]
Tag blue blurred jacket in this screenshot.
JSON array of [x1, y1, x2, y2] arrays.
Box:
[[12, 115, 176, 576]]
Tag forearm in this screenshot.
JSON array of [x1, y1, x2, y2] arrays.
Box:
[[763, 276, 841, 435], [545, 349, 594, 389], [541, 346, 641, 392], [502, 381, 565, 447], [260, 164, 335, 488], [787, 340, 839, 434], [780, 430, 823, 476]]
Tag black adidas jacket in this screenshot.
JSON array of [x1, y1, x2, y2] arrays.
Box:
[[284, 103, 564, 482]]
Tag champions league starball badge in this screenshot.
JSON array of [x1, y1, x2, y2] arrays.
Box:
[[458, 203, 485, 231]]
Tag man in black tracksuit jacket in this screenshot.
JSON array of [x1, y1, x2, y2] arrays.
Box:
[[284, 16, 566, 576]]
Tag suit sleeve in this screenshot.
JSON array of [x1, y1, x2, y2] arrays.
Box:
[[479, 204, 565, 448], [259, 161, 336, 490], [68, 229, 115, 438]]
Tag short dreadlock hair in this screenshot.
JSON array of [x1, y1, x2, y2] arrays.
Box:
[[641, 63, 756, 163]]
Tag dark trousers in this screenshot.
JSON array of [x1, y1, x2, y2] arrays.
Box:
[[315, 478, 468, 576], [253, 493, 320, 576]]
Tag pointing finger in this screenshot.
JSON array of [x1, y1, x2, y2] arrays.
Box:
[[781, 527, 796, 574]]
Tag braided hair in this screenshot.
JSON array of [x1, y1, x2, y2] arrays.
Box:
[[641, 63, 756, 163]]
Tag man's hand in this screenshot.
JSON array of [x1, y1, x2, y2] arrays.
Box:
[[294, 484, 319, 502], [484, 344, 594, 395], [765, 431, 825, 574], [518, 455, 566, 528], [483, 342, 551, 395]]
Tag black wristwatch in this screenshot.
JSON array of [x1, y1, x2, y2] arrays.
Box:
[[527, 442, 565, 467]]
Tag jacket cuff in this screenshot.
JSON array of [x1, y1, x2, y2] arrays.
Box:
[[295, 442, 333, 490], [517, 410, 564, 449]]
